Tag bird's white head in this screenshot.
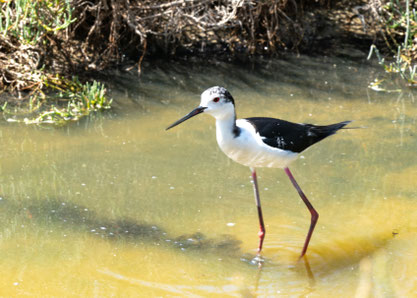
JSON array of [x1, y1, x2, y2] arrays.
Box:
[[199, 86, 235, 120], [166, 86, 235, 130]]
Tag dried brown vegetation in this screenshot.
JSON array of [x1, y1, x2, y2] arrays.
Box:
[[0, 0, 414, 94], [0, 0, 333, 93], [70, 0, 312, 70]]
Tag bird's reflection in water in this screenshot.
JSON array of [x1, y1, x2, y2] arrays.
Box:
[[249, 254, 316, 296], [302, 255, 316, 289]]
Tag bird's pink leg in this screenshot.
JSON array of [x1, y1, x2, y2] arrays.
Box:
[[284, 167, 319, 259], [250, 168, 266, 254]]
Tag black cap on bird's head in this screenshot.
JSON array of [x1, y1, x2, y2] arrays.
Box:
[[203, 86, 235, 106]]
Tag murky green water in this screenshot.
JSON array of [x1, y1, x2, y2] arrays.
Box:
[[1, 56, 416, 296]]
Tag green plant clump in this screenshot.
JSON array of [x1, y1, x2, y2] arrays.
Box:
[[4, 77, 112, 125], [368, 0, 417, 91], [0, 0, 75, 45]]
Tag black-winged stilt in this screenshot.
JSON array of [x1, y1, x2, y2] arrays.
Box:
[[166, 86, 350, 259]]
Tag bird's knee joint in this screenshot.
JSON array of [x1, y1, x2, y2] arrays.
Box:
[[258, 230, 265, 238]]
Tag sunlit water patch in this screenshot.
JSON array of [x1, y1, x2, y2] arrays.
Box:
[[0, 55, 416, 296]]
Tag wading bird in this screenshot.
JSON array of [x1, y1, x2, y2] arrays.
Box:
[[166, 86, 350, 259]]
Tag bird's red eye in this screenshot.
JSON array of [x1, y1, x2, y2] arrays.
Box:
[[213, 97, 220, 102]]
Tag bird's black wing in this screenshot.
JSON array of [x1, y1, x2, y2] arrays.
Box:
[[245, 117, 350, 153]]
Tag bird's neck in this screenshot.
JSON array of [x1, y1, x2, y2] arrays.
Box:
[[215, 112, 240, 138]]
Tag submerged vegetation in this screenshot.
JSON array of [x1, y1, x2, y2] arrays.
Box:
[[0, 0, 415, 124], [3, 77, 111, 125]]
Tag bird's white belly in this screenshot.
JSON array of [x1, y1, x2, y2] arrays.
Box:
[[216, 122, 298, 168]]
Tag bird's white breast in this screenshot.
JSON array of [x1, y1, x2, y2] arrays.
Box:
[[216, 119, 298, 168]]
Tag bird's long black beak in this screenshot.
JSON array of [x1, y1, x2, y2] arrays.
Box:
[[166, 106, 207, 130]]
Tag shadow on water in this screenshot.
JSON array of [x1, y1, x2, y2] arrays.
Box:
[[12, 198, 246, 259], [310, 233, 395, 274], [2, 196, 398, 264], [103, 55, 387, 110]]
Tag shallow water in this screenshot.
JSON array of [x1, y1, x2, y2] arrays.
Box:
[[0, 55, 416, 296]]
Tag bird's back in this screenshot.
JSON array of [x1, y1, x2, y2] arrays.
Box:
[[245, 117, 351, 153]]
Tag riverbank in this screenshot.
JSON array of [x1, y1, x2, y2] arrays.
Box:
[[0, 0, 415, 124]]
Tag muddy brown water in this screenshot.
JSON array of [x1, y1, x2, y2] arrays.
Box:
[[0, 55, 416, 296]]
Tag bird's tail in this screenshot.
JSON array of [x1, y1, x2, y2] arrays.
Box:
[[326, 120, 351, 131], [313, 120, 352, 137]]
